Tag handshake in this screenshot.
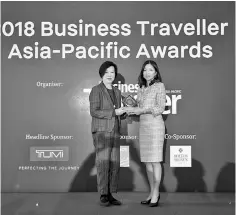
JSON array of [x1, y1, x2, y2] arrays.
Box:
[[115, 95, 143, 116]]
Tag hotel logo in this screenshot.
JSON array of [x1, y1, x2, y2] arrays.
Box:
[[170, 146, 191, 167]]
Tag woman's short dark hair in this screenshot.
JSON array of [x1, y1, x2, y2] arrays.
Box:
[[99, 61, 118, 78], [138, 60, 162, 88]]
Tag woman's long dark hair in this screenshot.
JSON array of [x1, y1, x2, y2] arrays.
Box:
[[138, 60, 162, 88]]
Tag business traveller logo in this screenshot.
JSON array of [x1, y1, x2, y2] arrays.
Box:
[[81, 82, 182, 115]]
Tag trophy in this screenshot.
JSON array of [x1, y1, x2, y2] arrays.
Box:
[[122, 94, 138, 107], [121, 95, 138, 122]]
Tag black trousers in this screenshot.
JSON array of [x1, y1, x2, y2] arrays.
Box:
[[92, 120, 120, 195]]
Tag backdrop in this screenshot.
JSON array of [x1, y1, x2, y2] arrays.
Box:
[[1, 1, 235, 192]]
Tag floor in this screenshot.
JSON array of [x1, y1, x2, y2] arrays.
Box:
[[1, 192, 235, 215]]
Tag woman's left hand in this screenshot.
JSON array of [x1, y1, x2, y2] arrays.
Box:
[[126, 107, 144, 115]]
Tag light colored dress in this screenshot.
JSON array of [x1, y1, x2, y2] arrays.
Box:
[[137, 82, 166, 162]]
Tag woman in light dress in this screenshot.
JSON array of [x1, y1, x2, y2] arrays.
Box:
[[125, 60, 166, 207]]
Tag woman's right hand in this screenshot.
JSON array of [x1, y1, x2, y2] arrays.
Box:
[[115, 107, 126, 116], [123, 107, 136, 115]]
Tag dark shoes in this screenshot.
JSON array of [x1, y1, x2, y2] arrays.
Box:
[[100, 193, 122, 206], [149, 194, 160, 207], [108, 193, 122, 205], [141, 194, 160, 207], [100, 195, 110, 206], [140, 199, 151, 205]]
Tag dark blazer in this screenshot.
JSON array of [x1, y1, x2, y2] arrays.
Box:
[[89, 82, 122, 133]]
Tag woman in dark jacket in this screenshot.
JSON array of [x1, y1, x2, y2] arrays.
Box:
[[89, 61, 125, 206]]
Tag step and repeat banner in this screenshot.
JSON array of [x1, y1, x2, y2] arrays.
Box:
[[1, 1, 235, 192]]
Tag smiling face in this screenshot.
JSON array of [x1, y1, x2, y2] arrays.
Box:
[[143, 64, 157, 82], [102, 66, 116, 85]]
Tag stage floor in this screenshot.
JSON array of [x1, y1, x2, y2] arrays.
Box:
[[1, 192, 235, 215]]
